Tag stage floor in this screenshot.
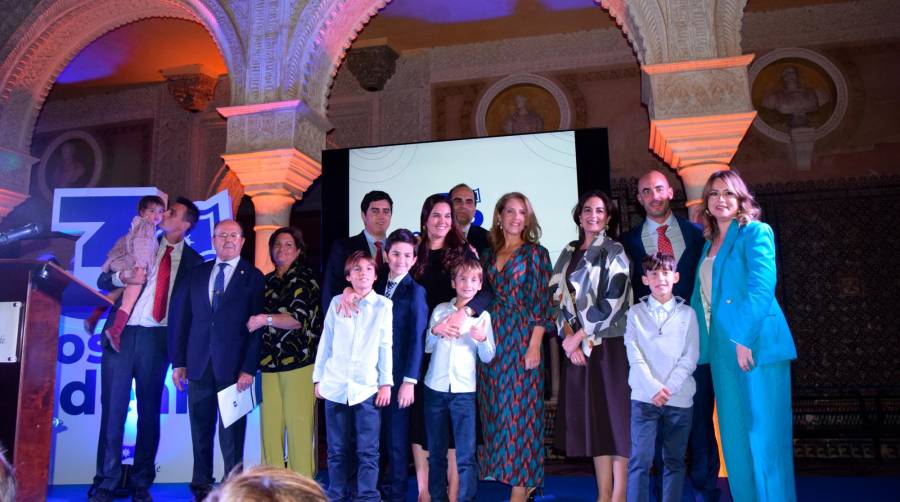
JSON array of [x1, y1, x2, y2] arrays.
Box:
[[47, 475, 900, 501]]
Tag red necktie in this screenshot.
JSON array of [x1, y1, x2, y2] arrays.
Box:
[[374, 241, 384, 265], [152, 245, 173, 322], [657, 225, 674, 256]]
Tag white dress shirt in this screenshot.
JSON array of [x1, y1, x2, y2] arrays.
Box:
[[208, 255, 242, 304], [624, 295, 699, 408], [424, 300, 496, 393], [116, 236, 185, 327], [313, 290, 394, 405], [641, 213, 687, 263]]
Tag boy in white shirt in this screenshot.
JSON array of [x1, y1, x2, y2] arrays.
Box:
[[624, 253, 699, 502], [313, 251, 393, 502], [425, 257, 496, 502]]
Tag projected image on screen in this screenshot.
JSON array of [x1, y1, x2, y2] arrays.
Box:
[[347, 132, 580, 259]]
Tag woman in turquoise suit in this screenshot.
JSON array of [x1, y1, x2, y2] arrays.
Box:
[[690, 170, 797, 502]]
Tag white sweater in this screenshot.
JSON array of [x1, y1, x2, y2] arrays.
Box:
[[624, 296, 699, 408]]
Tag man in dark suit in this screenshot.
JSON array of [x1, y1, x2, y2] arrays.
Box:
[[450, 183, 490, 255], [171, 219, 265, 502], [90, 197, 203, 502], [376, 229, 428, 502], [620, 170, 720, 502], [321, 190, 393, 312]]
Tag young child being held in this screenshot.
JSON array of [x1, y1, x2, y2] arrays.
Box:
[[313, 250, 393, 501], [425, 257, 495, 502], [100, 195, 165, 351], [624, 252, 699, 502]]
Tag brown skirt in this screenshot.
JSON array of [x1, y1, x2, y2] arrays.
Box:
[[554, 336, 631, 458]]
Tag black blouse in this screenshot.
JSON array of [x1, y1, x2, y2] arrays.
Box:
[[259, 259, 322, 372]]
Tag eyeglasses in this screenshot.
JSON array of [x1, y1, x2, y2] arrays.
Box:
[[707, 190, 737, 199], [214, 232, 241, 240]]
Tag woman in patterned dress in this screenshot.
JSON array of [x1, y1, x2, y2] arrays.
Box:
[[549, 191, 631, 502], [478, 192, 553, 502], [246, 227, 322, 477]]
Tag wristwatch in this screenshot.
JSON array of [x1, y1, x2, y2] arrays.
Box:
[[266, 315, 273, 327]]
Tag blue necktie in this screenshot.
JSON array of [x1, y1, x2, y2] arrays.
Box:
[[212, 263, 228, 312]]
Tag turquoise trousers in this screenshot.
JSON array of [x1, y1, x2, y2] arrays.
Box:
[[710, 341, 796, 502]]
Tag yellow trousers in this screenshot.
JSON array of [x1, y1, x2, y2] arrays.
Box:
[[260, 365, 317, 477]]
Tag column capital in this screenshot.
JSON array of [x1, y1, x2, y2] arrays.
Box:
[[218, 100, 331, 163], [221, 148, 321, 200], [0, 146, 37, 221]]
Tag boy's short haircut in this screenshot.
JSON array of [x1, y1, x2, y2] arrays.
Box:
[[642, 252, 677, 274], [174, 196, 200, 231], [138, 195, 165, 213], [344, 250, 377, 276], [385, 228, 418, 255], [451, 257, 482, 281]]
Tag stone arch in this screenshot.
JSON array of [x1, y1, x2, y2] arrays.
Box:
[[282, 0, 392, 117], [0, 0, 245, 154]]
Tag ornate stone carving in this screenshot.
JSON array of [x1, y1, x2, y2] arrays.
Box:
[[219, 99, 331, 162], [221, 147, 322, 271], [346, 44, 399, 92], [598, 0, 746, 65], [161, 64, 219, 113], [643, 55, 755, 120]]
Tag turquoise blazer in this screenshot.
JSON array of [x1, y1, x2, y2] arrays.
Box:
[[690, 220, 797, 366]]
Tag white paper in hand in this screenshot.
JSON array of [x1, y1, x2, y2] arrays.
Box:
[[217, 381, 259, 428]]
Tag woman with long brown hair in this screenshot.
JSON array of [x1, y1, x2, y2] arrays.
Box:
[[478, 192, 553, 502]]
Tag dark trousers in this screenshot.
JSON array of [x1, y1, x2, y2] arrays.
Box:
[[629, 401, 693, 502], [651, 364, 721, 502], [94, 326, 169, 491], [187, 362, 247, 492], [325, 396, 381, 502], [380, 394, 411, 502], [425, 388, 477, 502]]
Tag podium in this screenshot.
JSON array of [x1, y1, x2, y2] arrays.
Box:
[[0, 259, 111, 501]]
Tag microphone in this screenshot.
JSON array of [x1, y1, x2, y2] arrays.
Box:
[[0, 223, 41, 246]]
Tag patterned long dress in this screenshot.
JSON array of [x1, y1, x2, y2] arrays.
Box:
[[478, 242, 553, 487]]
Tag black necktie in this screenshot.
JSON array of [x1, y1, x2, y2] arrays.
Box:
[[212, 263, 228, 312]]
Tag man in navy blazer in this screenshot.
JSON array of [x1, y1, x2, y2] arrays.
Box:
[[90, 197, 203, 502], [171, 219, 265, 501], [375, 229, 428, 502], [620, 170, 720, 502], [450, 183, 490, 255], [321, 190, 393, 312]]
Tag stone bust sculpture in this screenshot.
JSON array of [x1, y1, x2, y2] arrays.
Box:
[[503, 94, 544, 134], [761, 66, 830, 128]]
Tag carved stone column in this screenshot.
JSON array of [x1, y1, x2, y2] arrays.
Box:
[[218, 100, 328, 272], [0, 147, 37, 221], [642, 55, 757, 217], [599, 0, 755, 220]]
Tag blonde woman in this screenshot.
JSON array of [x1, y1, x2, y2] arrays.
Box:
[[478, 192, 552, 502], [691, 170, 797, 502]]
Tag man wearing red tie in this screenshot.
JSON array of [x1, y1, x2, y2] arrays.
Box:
[[90, 197, 203, 502], [620, 171, 720, 502], [320, 190, 393, 312]]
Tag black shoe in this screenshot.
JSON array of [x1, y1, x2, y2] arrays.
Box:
[[88, 487, 115, 502], [132, 488, 153, 502], [190, 484, 212, 502]]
